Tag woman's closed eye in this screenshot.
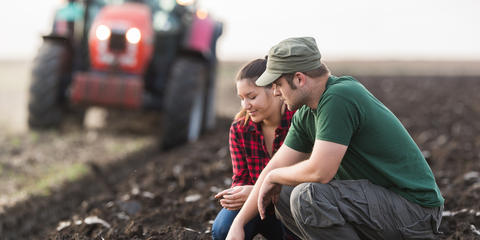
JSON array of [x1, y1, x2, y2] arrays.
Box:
[[239, 96, 256, 101], [246, 92, 257, 100], [238, 95, 256, 100]]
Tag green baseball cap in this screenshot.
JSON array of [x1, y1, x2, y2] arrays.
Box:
[[256, 37, 321, 86]]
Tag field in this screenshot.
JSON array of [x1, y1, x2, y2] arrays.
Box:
[[0, 60, 479, 239]]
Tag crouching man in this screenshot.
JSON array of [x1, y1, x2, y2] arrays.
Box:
[[225, 37, 444, 240]]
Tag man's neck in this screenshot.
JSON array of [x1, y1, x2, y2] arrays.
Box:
[[306, 74, 329, 110]]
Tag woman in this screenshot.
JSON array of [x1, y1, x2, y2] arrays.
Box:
[[211, 58, 295, 240]]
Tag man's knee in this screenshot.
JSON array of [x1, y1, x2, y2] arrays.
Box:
[[290, 183, 315, 216], [289, 182, 345, 228]]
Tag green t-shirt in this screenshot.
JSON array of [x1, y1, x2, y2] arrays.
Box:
[[285, 75, 444, 207]]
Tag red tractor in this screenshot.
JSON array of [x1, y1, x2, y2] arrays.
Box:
[[28, 0, 223, 149]]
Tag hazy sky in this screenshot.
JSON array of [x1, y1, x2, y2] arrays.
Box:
[[1, 0, 479, 61]]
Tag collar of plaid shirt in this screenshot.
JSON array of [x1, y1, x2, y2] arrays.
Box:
[[230, 109, 295, 186]]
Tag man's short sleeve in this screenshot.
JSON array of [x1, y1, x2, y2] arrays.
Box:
[[316, 94, 360, 146], [284, 110, 315, 153]]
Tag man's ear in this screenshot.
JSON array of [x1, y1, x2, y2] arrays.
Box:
[[295, 72, 307, 87]]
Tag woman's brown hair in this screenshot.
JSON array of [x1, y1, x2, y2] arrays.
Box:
[[234, 58, 267, 125]]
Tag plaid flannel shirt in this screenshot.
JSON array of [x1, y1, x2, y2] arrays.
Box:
[[229, 110, 295, 186]]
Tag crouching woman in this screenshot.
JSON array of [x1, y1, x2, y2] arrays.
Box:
[[212, 58, 295, 240]]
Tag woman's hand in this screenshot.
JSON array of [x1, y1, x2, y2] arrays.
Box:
[[214, 185, 254, 210]]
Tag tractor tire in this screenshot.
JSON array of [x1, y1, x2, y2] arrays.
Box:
[[161, 57, 207, 150], [202, 65, 217, 132], [27, 41, 68, 129]]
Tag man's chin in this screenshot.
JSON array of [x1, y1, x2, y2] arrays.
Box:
[[287, 104, 299, 111]]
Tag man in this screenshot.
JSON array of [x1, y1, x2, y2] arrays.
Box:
[[225, 37, 443, 240]]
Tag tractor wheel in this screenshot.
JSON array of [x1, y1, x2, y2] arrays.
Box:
[[202, 65, 217, 132], [161, 57, 207, 150], [28, 41, 69, 129]]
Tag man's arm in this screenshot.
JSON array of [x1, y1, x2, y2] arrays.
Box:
[[268, 139, 347, 185], [226, 144, 308, 239], [257, 139, 347, 219]]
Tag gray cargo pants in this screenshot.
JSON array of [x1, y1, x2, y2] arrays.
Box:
[[275, 180, 442, 240]]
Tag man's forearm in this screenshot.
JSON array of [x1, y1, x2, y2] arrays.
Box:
[[269, 159, 328, 185], [269, 140, 347, 186]]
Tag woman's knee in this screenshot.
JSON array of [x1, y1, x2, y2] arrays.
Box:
[[211, 208, 238, 240], [211, 221, 230, 240]]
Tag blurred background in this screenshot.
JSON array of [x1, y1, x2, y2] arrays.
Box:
[[0, 0, 479, 128], [1, 0, 480, 61], [1, 0, 480, 133]]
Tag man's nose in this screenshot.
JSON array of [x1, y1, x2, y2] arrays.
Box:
[[273, 86, 281, 96]]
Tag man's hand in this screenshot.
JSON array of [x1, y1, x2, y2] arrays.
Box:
[[215, 185, 253, 210], [257, 173, 281, 220]]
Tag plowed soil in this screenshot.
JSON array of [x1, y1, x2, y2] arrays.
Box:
[[1, 75, 479, 240]]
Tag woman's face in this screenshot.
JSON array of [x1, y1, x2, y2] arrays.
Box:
[[236, 79, 278, 123]]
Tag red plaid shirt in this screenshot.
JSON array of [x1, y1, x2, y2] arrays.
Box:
[[229, 110, 295, 186]]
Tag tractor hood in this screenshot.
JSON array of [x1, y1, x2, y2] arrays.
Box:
[[88, 3, 154, 74]]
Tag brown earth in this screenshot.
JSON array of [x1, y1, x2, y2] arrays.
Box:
[[1, 73, 480, 239]]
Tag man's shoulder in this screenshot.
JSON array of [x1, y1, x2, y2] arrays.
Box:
[[329, 75, 360, 89], [326, 75, 366, 98]]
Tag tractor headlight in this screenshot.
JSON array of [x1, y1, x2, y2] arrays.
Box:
[[96, 25, 111, 41], [196, 9, 208, 19], [126, 27, 141, 44], [176, 0, 195, 6]]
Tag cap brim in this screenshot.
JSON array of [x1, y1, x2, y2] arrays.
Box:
[[255, 71, 281, 87]]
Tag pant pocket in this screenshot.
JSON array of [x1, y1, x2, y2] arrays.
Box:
[[400, 214, 436, 240], [331, 180, 369, 205], [300, 201, 346, 228], [332, 180, 383, 231], [295, 184, 346, 228]]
